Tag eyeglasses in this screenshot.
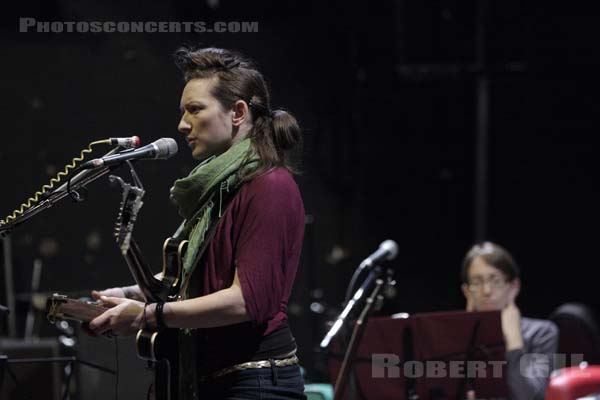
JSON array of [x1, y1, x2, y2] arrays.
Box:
[[468, 275, 507, 292]]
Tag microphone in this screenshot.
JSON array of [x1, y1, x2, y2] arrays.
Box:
[[359, 239, 399, 269], [109, 136, 140, 148], [81, 138, 178, 169]]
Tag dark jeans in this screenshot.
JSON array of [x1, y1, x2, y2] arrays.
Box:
[[197, 364, 307, 400]]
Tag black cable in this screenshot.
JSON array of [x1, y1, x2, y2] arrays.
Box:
[[66, 168, 83, 202], [61, 361, 73, 400]]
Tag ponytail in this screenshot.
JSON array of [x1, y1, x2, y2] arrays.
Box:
[[272, 109, 302, 152], [244, 109, 302, 182]]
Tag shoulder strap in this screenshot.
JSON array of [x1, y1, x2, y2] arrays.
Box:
[[177, 187, 239, 298]]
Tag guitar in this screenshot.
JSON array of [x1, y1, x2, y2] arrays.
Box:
[[48, 174, 188, 400], [46, 294, 109, 324], [111, 174, 188, 400], [109, 174, 186, 303], [45, 231, 186, 396]]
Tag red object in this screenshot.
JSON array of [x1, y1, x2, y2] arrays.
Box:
[[328, 316, 410, 400], [328, 310, 508, 400], [193, 168, 305, 372], [546, 365, 600, 400], [132, 135, 140, 147], [411, 310, 508, 399]]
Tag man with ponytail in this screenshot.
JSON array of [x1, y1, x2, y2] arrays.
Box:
[[89, 47, 306, 399]]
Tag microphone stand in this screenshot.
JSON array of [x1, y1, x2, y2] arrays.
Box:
[[320, 262, 395, 400], [0, 354, 116, 399], [0, 146, 122, 397], [0, 304, 9, 336], [320, 265, 389, 349], [333, 268, 394, 400]]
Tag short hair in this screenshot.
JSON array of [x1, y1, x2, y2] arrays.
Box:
[[461, 241, 520, 283]]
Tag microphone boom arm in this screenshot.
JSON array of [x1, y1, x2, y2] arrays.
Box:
[[0, 165, 116, 236], [0, 144, 127, 236]]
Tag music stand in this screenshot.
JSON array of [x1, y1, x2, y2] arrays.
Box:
[[410, 310, 508, 400], [327, 310, 507, 400], [328, 315, 410, 400]]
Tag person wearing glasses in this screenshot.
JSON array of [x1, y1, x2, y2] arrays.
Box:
[[461, 242, 559, 400]]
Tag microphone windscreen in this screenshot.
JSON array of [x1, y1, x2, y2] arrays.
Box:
[[380, 239, 399, 261], [154, 138, 178, 159]]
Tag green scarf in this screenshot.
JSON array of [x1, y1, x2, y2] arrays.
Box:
[[170, 137, 259, 293], [170, 138, 259, 400]]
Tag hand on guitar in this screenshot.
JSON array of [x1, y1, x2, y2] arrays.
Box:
[[80, 288, 127, 336], [91, 287, 127, 300], [88, 296, 146, 336], [92, 284, 145, 302]]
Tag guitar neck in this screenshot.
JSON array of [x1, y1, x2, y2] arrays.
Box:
[[123, 237, 170, 302], [46, 297, 109, 323]]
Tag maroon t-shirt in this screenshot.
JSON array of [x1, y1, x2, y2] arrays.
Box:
[[189, 167, 305, 372]]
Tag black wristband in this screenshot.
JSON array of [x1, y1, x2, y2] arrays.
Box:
[[155, 302, 166, 330]]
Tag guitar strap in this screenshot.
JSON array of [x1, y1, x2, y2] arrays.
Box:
[[176, 187, 240, 299], [175, 188, 240, 399]]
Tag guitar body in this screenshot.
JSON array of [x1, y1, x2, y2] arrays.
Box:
[[159, 237, 188, 293], [132, 236, 187, 400], [134, 236, 187, 362], [136, 328, 180, 400]]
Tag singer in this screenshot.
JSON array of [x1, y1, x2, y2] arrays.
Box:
[[460, 242, 558, 400], [88, 47, 306, 399]]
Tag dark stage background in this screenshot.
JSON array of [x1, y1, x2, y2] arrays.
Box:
[[1, 1, 599, 396]]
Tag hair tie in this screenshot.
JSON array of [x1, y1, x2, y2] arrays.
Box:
[[248, 100, 274, 119]]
